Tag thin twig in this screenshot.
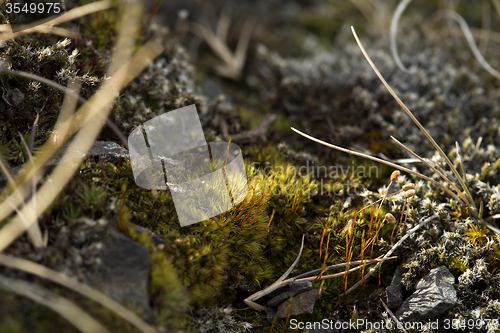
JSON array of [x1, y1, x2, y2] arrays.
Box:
[[380, 298, 408, 333]]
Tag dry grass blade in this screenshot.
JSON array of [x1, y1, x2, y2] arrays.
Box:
[[380, 298, 408, 333], [0, 273, 110, 333], [390, 0, 413, 73], [0, 254, 158, 333], [291, 127, 465, 205], [492, 0, 500, 21], [290, 257, 397, 283], [55, 79, 82, 144], [0, 157, 16, 192], [432, 10, 500, 80], [15, 129, 44, 249], [390, 135, 469, 206], [455, 142, 470, 195], [351, 26, 477, 214], [244, 235, 397, 311], [292, 258, 396, 280], [0, 140, 44, 249], [445, 27, 500, 45], [0, 3, 135, 225], [216, 9, 230, 43], [193, 14, 255, 79], [0, 2, 163, 253]]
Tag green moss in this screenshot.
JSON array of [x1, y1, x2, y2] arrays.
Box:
[[127, 227, 189, 329]]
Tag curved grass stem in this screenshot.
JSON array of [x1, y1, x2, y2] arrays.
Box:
[[390, 0, 414, 73], [351, 26, 477, 215], [291, 127, 466, 206]]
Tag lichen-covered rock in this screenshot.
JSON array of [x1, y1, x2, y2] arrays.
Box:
[[386, 267, 404, 310], [395, 266, 457, 322]]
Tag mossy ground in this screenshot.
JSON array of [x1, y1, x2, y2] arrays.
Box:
[[2, 1, 500, 332]]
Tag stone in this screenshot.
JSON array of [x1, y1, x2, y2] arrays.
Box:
[[86, 141, 129, 162], [386, 267, 404, 310], [5, 88, 25, 106], [289, 281, 313, 294], [268, 291, 293, 308], [395, 266, 457, 322], [87, 228, 153, 322], [265, 306, 277, 323], [267, 281, 312, 307], [277, 289, 321, 318], [46, 141, 129, 166]]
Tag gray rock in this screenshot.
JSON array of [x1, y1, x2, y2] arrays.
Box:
[[87, 228, 153, 322], [290, 281, 313, 294], [265, 306, 277, 323], [395, 266, 457, 322], [268, 291, 293, 308], [46, 141, 129, 166], [267, 281, 312, 307], [277, 289, 321, 318], [386, 267, 404, 310], [87, 141, 129, 161], [4, 88, 25, 106]]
